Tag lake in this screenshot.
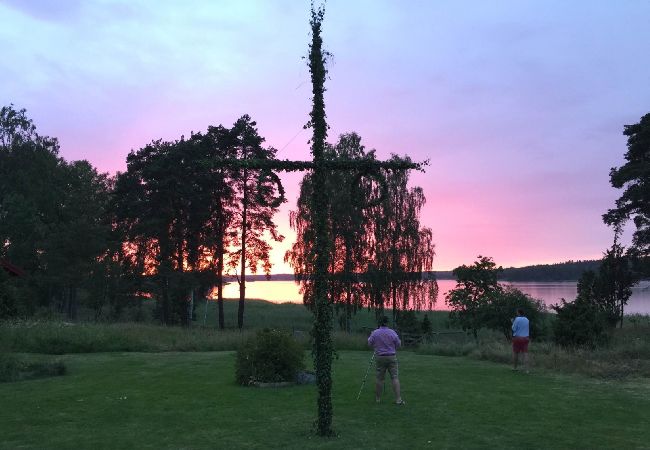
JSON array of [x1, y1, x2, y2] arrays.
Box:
[[223, 279, 650, 314]]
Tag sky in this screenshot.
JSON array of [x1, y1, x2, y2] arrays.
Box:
[[1, 0, 649, 272]]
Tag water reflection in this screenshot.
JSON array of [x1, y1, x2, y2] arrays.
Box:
[[222, 279, 650, 314]]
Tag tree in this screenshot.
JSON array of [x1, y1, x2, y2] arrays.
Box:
[[202, 124, 238, 330], [483, 286, 546, 341], [112, 130, 237, 325], [0, 267, 17, 318], [604, 113, 650, 275], [227, 115, 284, 330], [396, 309, 420, 337], [113, 138, 187, 324], [0, 105, 64, 276], [562, 240, 637, 329], [41, 160, 112, 319], [366, 156, 437, 320], [595, 240, 636, 327], [446, 256, 502, 342], [421, 313, 433, 336], [286, 138, 437, 328], [325, 135, 375, 330], [0, 104, 41, 148], [111, 118, 282, 327], [1, 106, 117, 318], [552, 270, 608, 347], [286, 133, 378, 328]]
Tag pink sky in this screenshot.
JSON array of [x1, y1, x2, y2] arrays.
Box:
[[1, 0, 649, 271]]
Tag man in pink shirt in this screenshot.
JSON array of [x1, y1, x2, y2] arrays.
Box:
[[367, 316, 405, 405]]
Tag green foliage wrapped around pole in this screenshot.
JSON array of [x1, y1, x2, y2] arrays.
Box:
[[191, 3, 423, 435], [307, 3, 335, 436]]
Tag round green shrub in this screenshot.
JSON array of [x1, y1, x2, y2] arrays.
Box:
[[552, 298, 608, 348], [235, 329, 305, 385]]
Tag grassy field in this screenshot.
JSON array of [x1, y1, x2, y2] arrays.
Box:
[[1, 350, 649, 449], [33, 297, 453, 332], [0, 299, 451, 355], [3, 298, 649, 379]]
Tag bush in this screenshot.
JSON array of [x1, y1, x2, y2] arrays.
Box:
[[0, 353, 66, 382], [235, 329, 305, 385], [484, 286, 548, 340], [0, 320, 255, 354], [421, 314, 432, 336], [552, 298, 608, 348], [332, 331, 367, 351], [0, 270, 17, 319], [397, 310, 420, 335], [627, 314, 650, 328], [417, 341, 476, 357]]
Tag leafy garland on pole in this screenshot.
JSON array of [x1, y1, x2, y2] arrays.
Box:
[[255, 169, 286, 208], [199, 1, 426, 436], [307, 2, 335, 436]]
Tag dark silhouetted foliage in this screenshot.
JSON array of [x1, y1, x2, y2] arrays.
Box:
[[235, 329, 305, 385], [484, 286, 547, 340], [446, 256, 503, 341], [604, 113, 650, 275], [552, 271, 609, 347]]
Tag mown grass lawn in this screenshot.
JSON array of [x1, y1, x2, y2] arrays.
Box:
[[1, 351, 648, 449]]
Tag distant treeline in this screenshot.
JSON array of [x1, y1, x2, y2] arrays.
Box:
[[242, 259, 604, 283], [433, 260, 602, 281], [499, 260, 603, 281]]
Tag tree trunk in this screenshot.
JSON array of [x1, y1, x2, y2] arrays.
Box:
[[215, 210, 226, 329], [65, 286, 78, 321], [238, 168, 248, 330], [187, 289, 194, 326], [620, 302, 624, 329], [391, 285, 397, 325], [344, 241, 352, 333], [216, 252, 225, 330], [345, 287, 352, 333], [161, 275, 169, 325]]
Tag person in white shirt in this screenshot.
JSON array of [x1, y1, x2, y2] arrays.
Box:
[[512, 308, 530, 372]]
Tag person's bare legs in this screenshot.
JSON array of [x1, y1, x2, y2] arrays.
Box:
[[522, 352, 529, 373], [392, 377, 402, 403], [375, 378, 383, 402], [513, 351, 519, 370]]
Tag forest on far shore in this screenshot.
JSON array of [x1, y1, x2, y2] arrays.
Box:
[[240, 260, 607, 282], [497, 260, 601, 281], [437, 260, 604, 281]]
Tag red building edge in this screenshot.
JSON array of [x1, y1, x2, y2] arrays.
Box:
[[0, 259, 25, 277]]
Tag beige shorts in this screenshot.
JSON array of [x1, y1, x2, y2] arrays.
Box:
[[375, 355, 399, 381]]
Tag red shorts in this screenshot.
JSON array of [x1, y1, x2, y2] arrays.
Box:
[[512, 337, 529, 353]]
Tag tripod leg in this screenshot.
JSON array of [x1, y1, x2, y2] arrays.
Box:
[[356, 353, 375, 400]]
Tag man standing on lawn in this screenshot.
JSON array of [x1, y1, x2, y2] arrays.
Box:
[[512, 308, 530, 372], [368, 316, 405, 405]]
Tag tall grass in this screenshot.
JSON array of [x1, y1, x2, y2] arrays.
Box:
[[417, 319, 650, 379], [0, 321, 257, 354], [5, 297, 648, 380], [198, 298, 451, 332], [0, 353, 65, 382], [0, 298, 446, 355]]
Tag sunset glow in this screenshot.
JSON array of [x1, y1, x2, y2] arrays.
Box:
[[2, 1, 649, 272]]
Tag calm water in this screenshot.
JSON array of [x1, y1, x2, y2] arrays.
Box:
[[223, 279, 650, 314]]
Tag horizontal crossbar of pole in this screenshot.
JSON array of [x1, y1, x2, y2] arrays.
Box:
[[203, 158, 427, 172]]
